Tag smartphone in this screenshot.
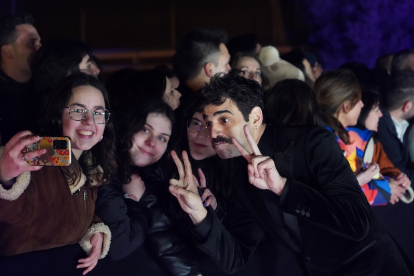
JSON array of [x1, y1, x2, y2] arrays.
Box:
[[25, 136, 72, 166]]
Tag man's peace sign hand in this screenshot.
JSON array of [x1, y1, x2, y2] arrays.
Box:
[[232, 125, 286, 196]]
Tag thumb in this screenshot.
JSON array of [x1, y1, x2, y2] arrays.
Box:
[[90, 237, 97, 245]]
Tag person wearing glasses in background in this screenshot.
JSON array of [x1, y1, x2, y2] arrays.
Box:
[[0, 73, 117, 275]]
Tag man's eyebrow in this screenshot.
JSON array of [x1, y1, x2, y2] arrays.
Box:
[[203, 110, 233, 120], [213, 110, 233, 117]]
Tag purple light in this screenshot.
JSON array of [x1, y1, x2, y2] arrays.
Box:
[[294, 0, 414, 70]]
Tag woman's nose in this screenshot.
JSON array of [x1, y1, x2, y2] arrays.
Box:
[[145, 136, 156, 148]]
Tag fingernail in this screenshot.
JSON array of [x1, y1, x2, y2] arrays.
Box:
[[203, 202, 207, 207], [201, 198, 204, 202]]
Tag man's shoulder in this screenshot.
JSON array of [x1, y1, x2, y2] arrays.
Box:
[[270, 124, 332, 141], [261, 124, 335, 156]]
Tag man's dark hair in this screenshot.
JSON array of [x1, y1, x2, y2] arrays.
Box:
[[31, 38, 92, 98], [172, 28, 227, 82], [200, 69, 264, 122], [384, 70, 414, 111], [391, 48, 414, 73], [0, 13, 34, 47]]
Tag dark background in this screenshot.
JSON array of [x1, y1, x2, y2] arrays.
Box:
[[0, 0, 308, 75]]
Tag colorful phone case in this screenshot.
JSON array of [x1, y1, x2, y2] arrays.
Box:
[[26, 137, 72, 166]]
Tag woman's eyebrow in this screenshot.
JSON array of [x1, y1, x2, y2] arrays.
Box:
[[68, 103, 105, 109]]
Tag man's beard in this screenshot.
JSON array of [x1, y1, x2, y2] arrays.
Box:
[[212, 136, 238, 159]]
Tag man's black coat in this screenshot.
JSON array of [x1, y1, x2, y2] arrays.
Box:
[[191, 124, 412, 276]]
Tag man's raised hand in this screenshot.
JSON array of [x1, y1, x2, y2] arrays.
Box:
[[232, 125, 286, 196]]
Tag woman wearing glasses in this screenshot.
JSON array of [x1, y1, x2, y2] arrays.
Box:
[[0, 73, 117, 275]]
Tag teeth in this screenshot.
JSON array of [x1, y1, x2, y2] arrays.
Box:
[[78, 130, 92, 135]]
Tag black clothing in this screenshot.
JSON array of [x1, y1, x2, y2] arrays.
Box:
[[377, 105, 414, 183], [174, 83, 201, 123], [95, 167, 203, 276], [0, 70, 35, 145], [95, 178, 150, 261], [0, 243, 168, 276], [191, 124, 412, 275]]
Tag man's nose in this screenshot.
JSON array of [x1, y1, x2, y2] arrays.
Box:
[[209, 123, 221, 138]]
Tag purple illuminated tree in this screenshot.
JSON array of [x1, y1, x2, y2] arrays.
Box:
[[294, 0, 414, 69]]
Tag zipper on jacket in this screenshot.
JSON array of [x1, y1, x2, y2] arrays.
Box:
[[83, 188, 87, 228]]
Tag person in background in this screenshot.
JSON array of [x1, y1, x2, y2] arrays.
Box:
[[378, 71, 414, 184], [281, 48, 316, 87], [106, 69, 181, 112], [376, 53, 394, 75], [391, 48, 414, 73], [172, 28, 230, 110], [315, 69, 408, 205], [265, 79, 318, 126], [304, 51, 323, 80], [226, 33, 261, 57], [231, 52, 269, 88], [30, 38, 100, 113], [347, 90, 413, 205], [0, 13, 41, 145]]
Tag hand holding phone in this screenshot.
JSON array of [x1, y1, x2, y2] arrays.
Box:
[[25, 136, 72, 166], [0, 131, 44, 187]]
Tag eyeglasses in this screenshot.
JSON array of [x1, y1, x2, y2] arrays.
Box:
[[187, 119, 209, 133], [65, 104, 111, 124]]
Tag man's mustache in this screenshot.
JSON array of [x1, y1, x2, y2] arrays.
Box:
[[212, 136, 233, 147]]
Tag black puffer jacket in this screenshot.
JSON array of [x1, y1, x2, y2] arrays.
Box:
[[143, 164, 228, 276], [96, 165, 209, 276]]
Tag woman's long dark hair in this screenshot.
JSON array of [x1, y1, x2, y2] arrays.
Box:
[[357, 90, 380, 128], [265, 79, 318, 126], [314, 69, 362, 144], [116, 99, 176, 184], [38, 73, 117, 185]]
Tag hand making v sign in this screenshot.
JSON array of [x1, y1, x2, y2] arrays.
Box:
[[169, 150, 208, 225], [232, 125, 287, 196]]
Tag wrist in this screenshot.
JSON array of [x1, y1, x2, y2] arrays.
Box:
[[0, 167, 15, 188], [271, 177, 287, 196], [189, 208, 208, 225]]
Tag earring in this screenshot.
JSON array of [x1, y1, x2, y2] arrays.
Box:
[[99, 135, 103, 142]]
